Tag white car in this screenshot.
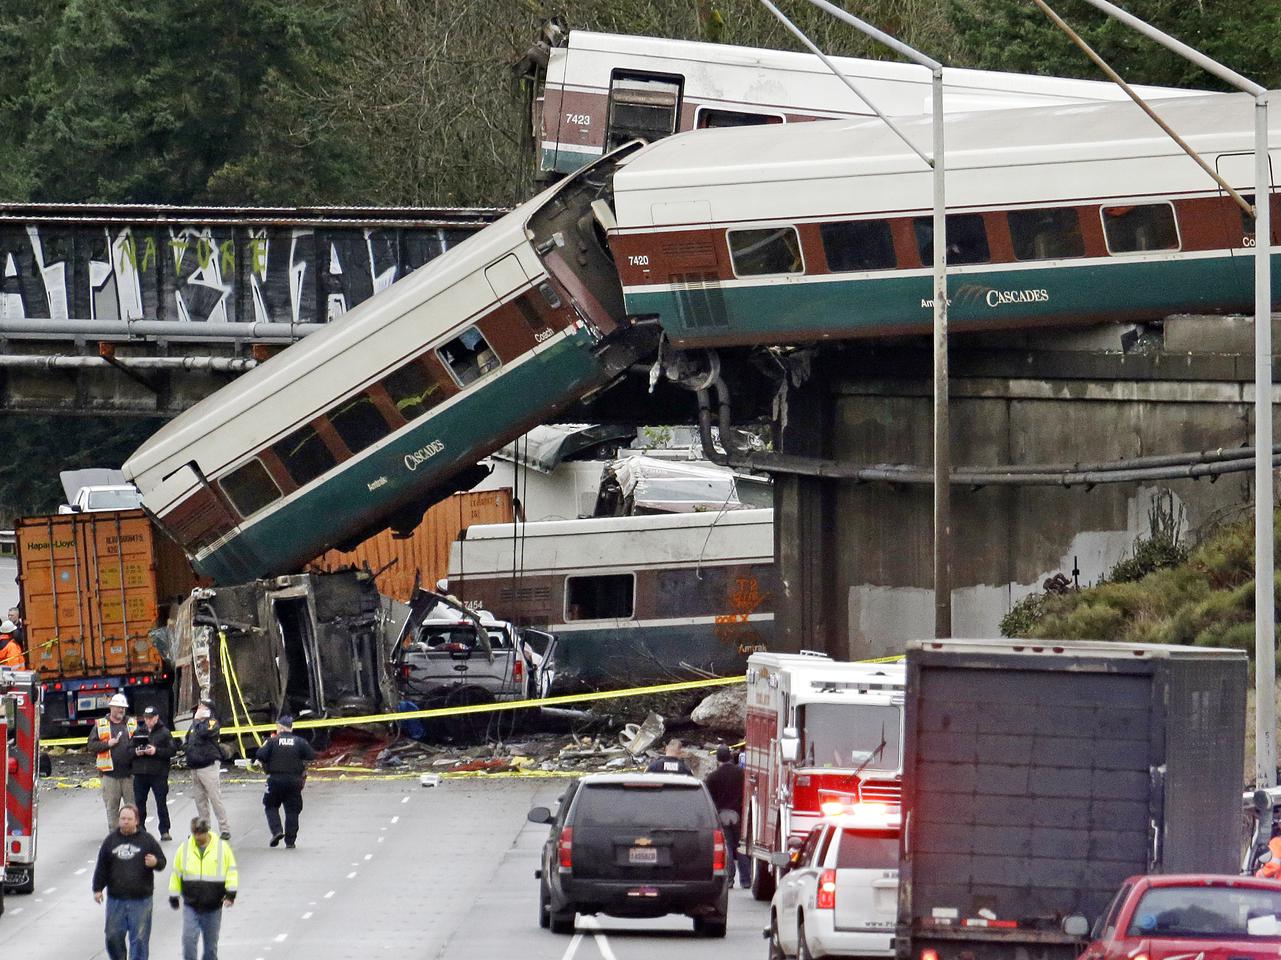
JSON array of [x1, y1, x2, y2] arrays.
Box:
[[767, 816, 899, 959]]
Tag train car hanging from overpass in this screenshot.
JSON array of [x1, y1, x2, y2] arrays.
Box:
[[604, 90, 1281, 348], [123, 146, 657, 585], [528, 29, 1202, 177]]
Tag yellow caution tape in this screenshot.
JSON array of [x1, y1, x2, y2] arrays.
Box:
[[39, 651, 906, 749], [40, 673, 744, 747]]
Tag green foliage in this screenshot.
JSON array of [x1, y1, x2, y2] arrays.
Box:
[[949, 0, 1281, 90]]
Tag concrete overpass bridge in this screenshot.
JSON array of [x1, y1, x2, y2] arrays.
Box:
[[0, 202, 501, 415]]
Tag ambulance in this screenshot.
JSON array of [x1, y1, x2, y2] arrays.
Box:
[[742, 651, 904, 900], [1, 669, 40, 900]]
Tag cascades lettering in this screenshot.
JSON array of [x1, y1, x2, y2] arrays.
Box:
[[986, 288, 1050, 307], [403, 440, 446, 471]]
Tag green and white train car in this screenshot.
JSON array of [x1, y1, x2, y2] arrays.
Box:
[[606, 91, 1281, 347], [124, 148, 655, 584]]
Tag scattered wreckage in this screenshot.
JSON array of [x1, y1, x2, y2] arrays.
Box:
[[160, 569, 561, 742]]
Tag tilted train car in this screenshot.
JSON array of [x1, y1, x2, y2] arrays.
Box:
[[532, 29, 1201, 177], [605, 91, 1280, 348], [123, 148, 655, 584]]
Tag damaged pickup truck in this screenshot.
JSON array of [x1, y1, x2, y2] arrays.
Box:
[[391, 589, 558, 712]]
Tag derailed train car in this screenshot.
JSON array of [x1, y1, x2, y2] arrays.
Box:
[[167, 570, 398, 732], [125, 146, 657, 584]]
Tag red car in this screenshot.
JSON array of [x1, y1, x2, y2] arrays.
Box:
[[1077, 875, 1281, 960]]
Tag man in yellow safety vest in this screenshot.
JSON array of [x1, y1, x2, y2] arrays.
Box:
[[87, 693, 138, 830], [169, 816, 238, 960]]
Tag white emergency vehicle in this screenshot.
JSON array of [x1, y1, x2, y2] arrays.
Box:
[[742, 652, 905, 900]]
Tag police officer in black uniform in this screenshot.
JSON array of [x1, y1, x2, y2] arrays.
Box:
[[255, 715, 316, 849]]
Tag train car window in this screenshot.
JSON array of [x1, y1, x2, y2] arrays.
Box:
[[1101, 203, 1180, 253], [606, 72, 682, 151], [437, 327, 500, 387], [514, 293, 549, 334], [1008, 207, 1085, 260], [1238, 194, 1257, 242], [695, 108, 783, 129], [820, 220, 896, 272], [272, 423, 337, 487], [914, 214, 990, 266], [381, 361, 445, 422], [728, 227, 804, 276], [219, 459, 281, 519], [565, 573, 635, 621], [329, 389, 392, 455]]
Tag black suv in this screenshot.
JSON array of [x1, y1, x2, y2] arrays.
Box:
[[528, 773, 730, 937]]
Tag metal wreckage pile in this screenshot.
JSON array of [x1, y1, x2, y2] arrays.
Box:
[[120, 566, 748, 779]]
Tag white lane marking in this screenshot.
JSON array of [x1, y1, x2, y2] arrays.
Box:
[[578, 917, 617, 960], [391, 816, 400, 824], [346, 871, 357, 879], [43, 887, 57, 894], [401, 795, 409, 804], [10, 907, 22, 915], [379, 826, 387, 831], [324, 890, 335, 899], [302, 911, 313, 920], [363, 853, 372, 861], [74, 868, 86, 875], [274, 933, 288, 942], [377, 836, 385, 843], [559, 932, 584, 960]]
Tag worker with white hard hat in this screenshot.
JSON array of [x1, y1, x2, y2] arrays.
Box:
[[0, 618, 24, 669], [87, 692, 138, 830]]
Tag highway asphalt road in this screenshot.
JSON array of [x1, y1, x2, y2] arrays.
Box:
[[1, 771, 769, 959]]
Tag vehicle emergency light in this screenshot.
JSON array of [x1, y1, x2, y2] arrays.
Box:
[[558, 828, 573, 870], [816, 869, 837, 909], [712, 830, 726, 873]]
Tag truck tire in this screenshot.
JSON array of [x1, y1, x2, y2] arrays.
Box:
[[693, 913, 727, 938], [549, 906, 576, 934], [751, 856, 776, 901], [538, 880, 551, 929], [8, 867, 34, 894], [798, 917, 818, 960], [768, 912, 787, 960]]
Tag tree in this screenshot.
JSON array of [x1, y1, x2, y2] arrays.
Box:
[[14, 0, 364, 204], [950, 0, 1281, 91]]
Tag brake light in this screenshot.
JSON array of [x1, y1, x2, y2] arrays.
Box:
[[816, 869, 837, 909], [513, 658, 523, 683], [921, 950, 940, 960], [7, 756, 16, 776], [712, 829, 726, 872], [558, 828, 573, 869]]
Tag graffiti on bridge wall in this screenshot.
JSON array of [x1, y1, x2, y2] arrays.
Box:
[[0, 221, 480, 327]]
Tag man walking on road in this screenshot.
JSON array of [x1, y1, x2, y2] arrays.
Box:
[[132, 706, 178, 840], [257, 714, 316, 848], [705, 745, 752, 888], [186, 699, 231, 840], [90, 693, 138, 830], [169, 816, 238, 960], [92, 803, 167, 960], [647, 738, 693, 775]]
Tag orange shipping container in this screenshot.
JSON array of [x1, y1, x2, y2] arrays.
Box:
[[17, 510, 200, 680], [307, 489, 513, 602]]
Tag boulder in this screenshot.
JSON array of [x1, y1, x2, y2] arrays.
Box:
[[690, 686, 746, 732]]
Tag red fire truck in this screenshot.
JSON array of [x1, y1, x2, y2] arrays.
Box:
[[1, 669, 40, 903], [742, 652, 904, 900]]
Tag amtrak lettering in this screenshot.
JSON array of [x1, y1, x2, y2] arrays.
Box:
[[403, 440, 446, 471], [985, 288, 1050, 307]]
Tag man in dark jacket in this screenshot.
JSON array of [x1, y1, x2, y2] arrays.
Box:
[[132, 706, 178, 841], [168, 817, 238, 960], [256, 714, 316, 848], [186, 699, 231, 840], [92, 803, 167, 960], [646, 739, 693, 775], [705, 745, 752, 888]]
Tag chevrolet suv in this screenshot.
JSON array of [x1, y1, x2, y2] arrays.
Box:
[[528, 773, 730, 937]]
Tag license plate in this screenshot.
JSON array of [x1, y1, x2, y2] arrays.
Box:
[[77, 694, 110, 712], [628, 846, 658, 864]]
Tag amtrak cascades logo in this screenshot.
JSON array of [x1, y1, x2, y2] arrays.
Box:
[[985, 288, 1049, 307], [403, 440, 446, 471]]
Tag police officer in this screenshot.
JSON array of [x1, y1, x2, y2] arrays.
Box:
[[255, 715, 316, 849]]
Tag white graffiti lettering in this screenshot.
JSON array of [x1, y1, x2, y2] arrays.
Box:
[[403, 440, 446, 471], [985, 288, 1050, 307]]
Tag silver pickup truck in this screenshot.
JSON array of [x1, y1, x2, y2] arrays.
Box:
[[391, 589, 557, 711]]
